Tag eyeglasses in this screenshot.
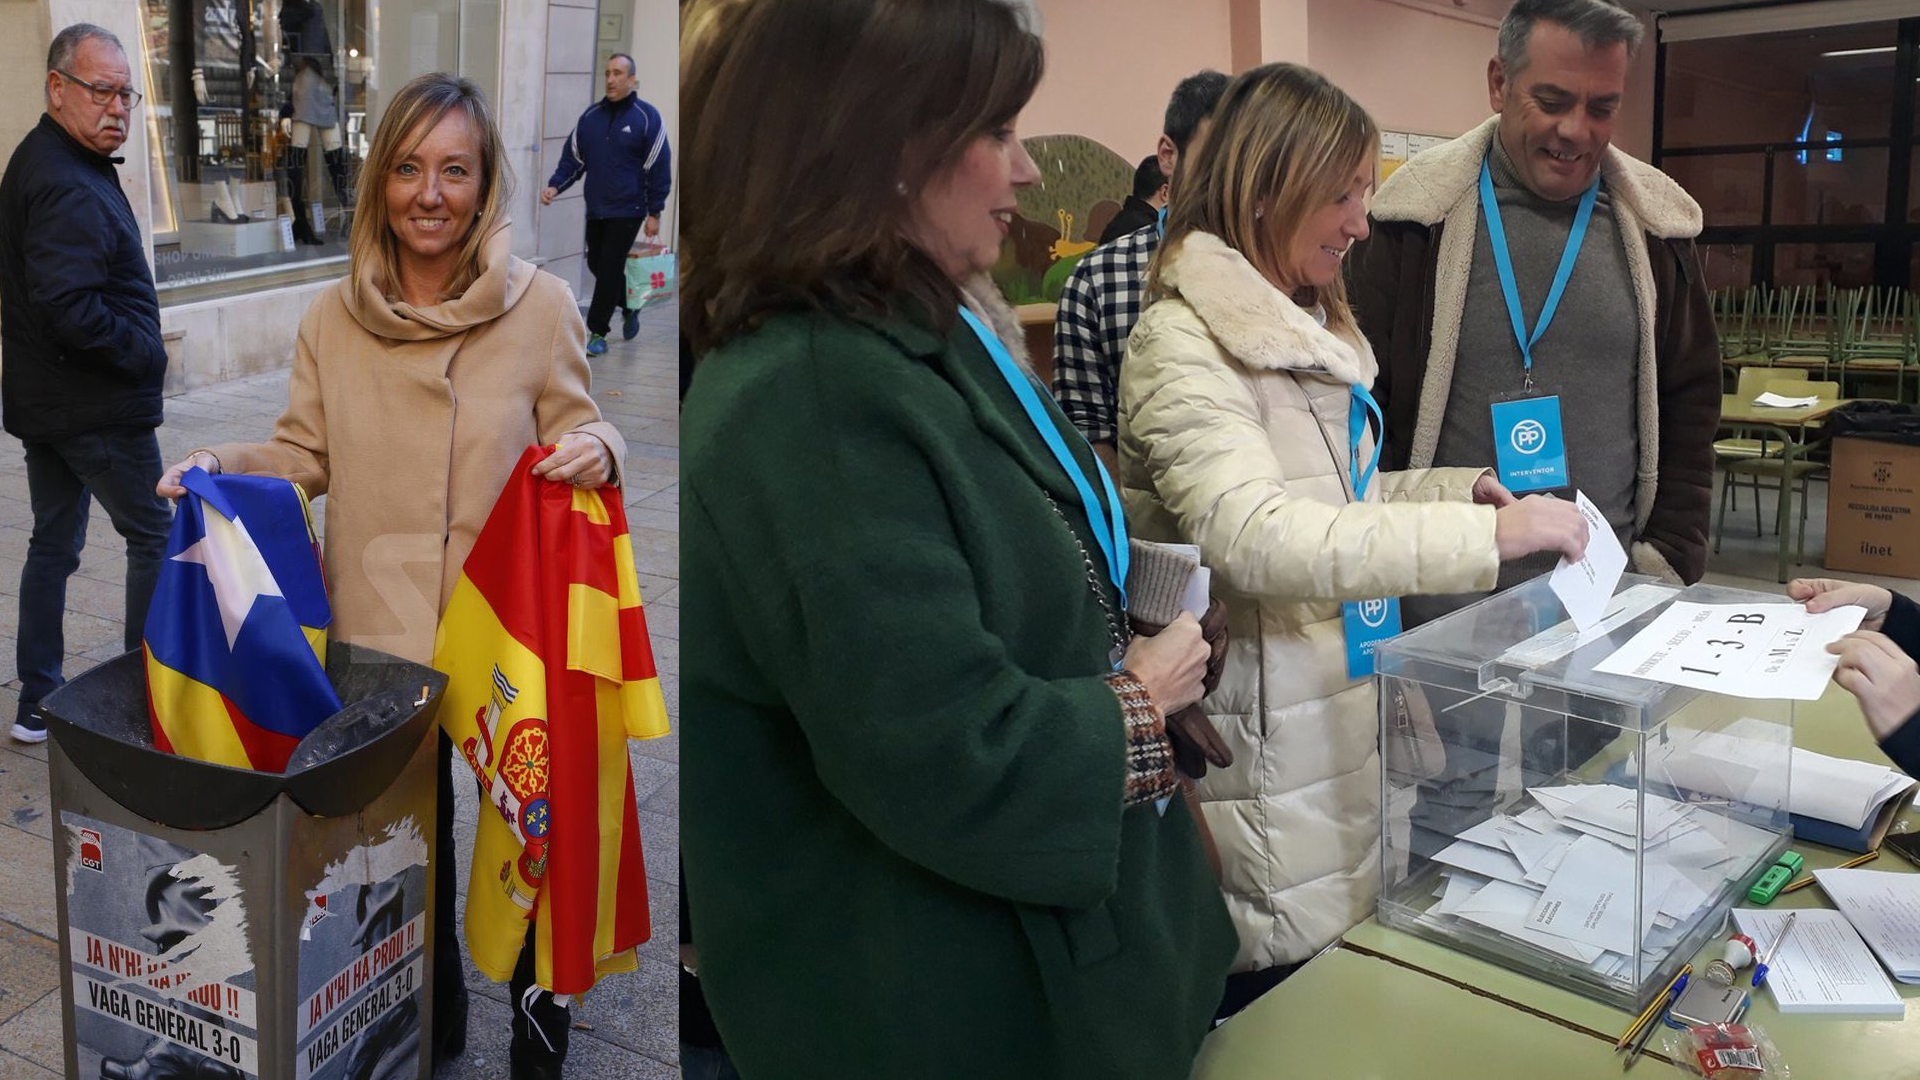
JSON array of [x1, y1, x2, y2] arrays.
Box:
[[56, 70, 142, 110]]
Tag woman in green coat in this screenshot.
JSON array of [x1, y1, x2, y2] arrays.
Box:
[[678, 1, 1237, 1077]]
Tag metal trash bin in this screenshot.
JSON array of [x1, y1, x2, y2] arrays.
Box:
[[42, 643, 447, 1080]]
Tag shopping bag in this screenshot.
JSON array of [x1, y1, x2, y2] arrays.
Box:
[[625, 245, 675, 311]]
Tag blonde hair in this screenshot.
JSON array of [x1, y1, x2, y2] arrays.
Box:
[[1152, 63, 1378, 337], [349, 73, 512, 301]]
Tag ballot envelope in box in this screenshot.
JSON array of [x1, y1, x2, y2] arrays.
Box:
[[1376, 574, 1797, 1011]]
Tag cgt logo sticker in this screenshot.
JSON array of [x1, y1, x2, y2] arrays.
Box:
[[79, 828, 102, 872]]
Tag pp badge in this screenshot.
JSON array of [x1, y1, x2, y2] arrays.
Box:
[[1490, 393, 1569, 492], [1343, 597, 1402, 680]]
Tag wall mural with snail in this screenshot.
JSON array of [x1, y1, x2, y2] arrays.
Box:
[[991, 129, 1453, 308], [993, 134, 1132, 306]]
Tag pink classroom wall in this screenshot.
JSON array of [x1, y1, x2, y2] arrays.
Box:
[[1024, 0, 1656, 164], [1020, 0, 1235, 161], [1616, 13, 1657, 162], [1306, 0, 1501, 140]]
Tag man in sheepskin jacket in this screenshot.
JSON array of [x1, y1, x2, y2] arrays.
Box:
[[1349, 0, 1719, 621]]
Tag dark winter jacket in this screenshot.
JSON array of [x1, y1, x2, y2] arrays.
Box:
[[1877, 593, 1920, 779], [1348, 116, 1721, 584], [1099, 195, 1160, 246], [545, 95, 672, 222], [682, 301, 1235, 1080], [0, 115, 166, 441]]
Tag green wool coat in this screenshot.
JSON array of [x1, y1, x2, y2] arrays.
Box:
[[681, 303, 1237, 1080]]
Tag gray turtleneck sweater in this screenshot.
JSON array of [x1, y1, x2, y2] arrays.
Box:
[[1407, 136, 1640, 624]]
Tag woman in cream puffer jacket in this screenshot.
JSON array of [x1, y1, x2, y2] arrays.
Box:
[[1117, 63, 1584, 978]]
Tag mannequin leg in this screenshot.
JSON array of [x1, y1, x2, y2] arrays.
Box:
[[323, 148, 352, 206], [285, 145, 319, 244], [289, 122, 326, 245], [322, 125, 353, 233]]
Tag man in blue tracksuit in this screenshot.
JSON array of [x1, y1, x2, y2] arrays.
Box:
[[542, 53, 672, 356]]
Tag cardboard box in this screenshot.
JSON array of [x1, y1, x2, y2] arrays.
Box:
[[1825, 435, 1920, 577]]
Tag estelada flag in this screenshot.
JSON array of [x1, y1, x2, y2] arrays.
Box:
[[145, 468, 341, 773], [434, 445, 669, 993]]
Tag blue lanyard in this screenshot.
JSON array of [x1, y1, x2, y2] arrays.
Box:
[[1156, 205, 1167, 240], [1349, 383, 1383, 500], [957, 306, 1130, 609], [1479, 154, 1599, 387]]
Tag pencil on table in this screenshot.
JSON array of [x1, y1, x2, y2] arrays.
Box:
[[1780, 849, 1879, 894], [1616, 963, 1691, 1052]]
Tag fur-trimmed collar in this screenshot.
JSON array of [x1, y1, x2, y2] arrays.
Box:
[[1157, 231, 1375, 386], [1371, 116, 1701, 239], [959, 274, 1029, 371]]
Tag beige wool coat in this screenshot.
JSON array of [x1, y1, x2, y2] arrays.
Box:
[[1119, 231, 1500, 971], [209, 225, 626, 666]]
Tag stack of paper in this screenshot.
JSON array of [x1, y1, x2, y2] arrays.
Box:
[[1753, 391, 1821, 408], [1635, 721, 1917, 850], [1794, 751, 1915, 833], [1413, 782, 1774, 979], [1732, 907, 1904, 1015], [1811, 869, 1920, 983]]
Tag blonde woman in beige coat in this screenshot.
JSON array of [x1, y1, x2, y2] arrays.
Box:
[[156, 74, 624, 1079], [1118, 63, 1588, 1014]]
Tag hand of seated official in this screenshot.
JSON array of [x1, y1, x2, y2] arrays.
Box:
[[1829, 630, 1920, 741]]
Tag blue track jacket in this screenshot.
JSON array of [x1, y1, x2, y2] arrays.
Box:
[[546, 94, 672, 221]]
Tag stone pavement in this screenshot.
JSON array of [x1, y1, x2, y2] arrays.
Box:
[[0, 304, 681, 1079]]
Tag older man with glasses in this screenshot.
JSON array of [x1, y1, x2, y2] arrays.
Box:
[[0, 23, 171, 745]]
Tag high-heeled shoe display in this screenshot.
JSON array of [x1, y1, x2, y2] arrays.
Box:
[[209, 179, 247, 224]]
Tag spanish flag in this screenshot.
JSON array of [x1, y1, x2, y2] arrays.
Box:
[[434, 445, 669, 993], [144, 468, 340, 773]]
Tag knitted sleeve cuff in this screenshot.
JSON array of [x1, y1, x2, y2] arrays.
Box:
[[1108, 670, 1176, 807]]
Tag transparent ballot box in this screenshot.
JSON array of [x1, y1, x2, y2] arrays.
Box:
[[1376, 575, 1793, 1010]]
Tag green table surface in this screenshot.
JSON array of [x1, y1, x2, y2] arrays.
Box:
[[1194, 682, 1920, 1078]]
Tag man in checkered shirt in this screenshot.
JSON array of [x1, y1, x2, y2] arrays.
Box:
[[1052, 71, 1227, 473]]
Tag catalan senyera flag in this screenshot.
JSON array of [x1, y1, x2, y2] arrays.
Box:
[[145, 467, 341, 773], [435, 444, 669, 993]]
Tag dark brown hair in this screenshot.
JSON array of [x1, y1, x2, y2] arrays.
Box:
[[680, 0, 1043, 355]]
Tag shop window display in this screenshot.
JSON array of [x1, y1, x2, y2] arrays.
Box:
[[141, 0, 460, 298]]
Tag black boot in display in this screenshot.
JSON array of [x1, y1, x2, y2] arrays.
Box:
[[324, 147, 355, 211], [285, 148, 325, 245]]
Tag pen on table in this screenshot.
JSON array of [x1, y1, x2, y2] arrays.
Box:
[[1780, 849, 1878, 895], [1753, 912, 1799, 988], [1623, 972, 1688, 1070], [1616, 963, 1690, 1053]]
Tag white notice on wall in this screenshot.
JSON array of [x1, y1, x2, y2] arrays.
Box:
[[1592, 602, 1866, 700]]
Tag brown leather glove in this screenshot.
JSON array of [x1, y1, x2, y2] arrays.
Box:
[[1130, 598, 1233, 779]]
